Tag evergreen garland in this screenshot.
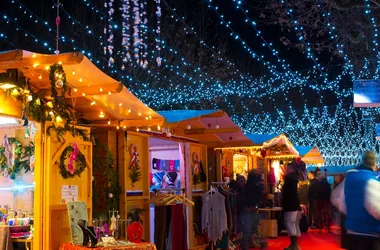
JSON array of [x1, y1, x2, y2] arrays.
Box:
[[0, 146, 7, 173], [6, 138, 34, 179], [46, 123, 90, 142], [129, 159, 142, 185], [103, 148, 121, 213]]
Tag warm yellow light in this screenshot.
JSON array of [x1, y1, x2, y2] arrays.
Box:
[[82, 93, 86, 96], [91, 101, 96, 105], [27, 95, 33, 102], [99, 112, 105, 118], [58, 61, 62, 65], [138, 113, 142, 116], [108, 120, 111, 125], [148, 127, 151, 131], [45, 66, 49, 70], [46, 101, 53, 108], [136, 128, 140, 132], [100, 88, 103, 92], [149, 116, 152, 119], [38, 75, 42, 80], [72, 70, 76, 75], [33, 63, 38, 68], [116, 126, 120, 130], [123, 126, 126, 129], [145, 117, 148, 120], [158, 125, 161, 130], [55, 73, 59, 77], [108, 91, 111, 95], [74, 88, 78, 92], [119, 103, 122, 106], [79, 78, 83, 82], [32, 54, 36, 58], [49, 111, 54, 116], [56, 116, 63, 123], [0, 83, 17, 90], [128, 109, 131, 113]]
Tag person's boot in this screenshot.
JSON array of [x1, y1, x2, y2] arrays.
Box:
[[284, 236, 296, 250], [249, 235, 262, 249], [296, 237, 302, 250]]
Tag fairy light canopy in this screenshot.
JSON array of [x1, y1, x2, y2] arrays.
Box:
[[158, 109, 253, 147], [0, 49, 164, 127]]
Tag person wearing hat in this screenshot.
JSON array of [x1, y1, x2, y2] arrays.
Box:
[[343, 151, 380, 250]]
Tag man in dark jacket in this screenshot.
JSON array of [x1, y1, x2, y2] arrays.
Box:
[[308, 171, 318, 228], [313, 171, 332, 233]]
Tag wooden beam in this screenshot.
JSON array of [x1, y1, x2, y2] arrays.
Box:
[[204, 140, 255, 148], [184, 127, 240, 135], [200, 110, 225, 118]]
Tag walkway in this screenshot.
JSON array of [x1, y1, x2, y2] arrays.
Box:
[[265, 229, 342, 250]]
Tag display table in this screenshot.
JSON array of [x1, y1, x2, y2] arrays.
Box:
[[59, 242, 157, 250], [258, 207, 283, 238], [0, 226, 13, 250]]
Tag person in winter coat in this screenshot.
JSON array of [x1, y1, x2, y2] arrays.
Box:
[[307, 171, 318, 228], [344, 151, 380, 250], [282, 158, 307, 250], [313, 171, 332, 233]]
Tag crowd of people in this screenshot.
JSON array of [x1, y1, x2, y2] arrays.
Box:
[[227, 151, 380, 250]]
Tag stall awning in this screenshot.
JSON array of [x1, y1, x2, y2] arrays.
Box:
[[158, 110, 253, 147], [245, 134, 280, 146], [295, 146, 325, 164], [0, 50, 164, 127], [262, 134, 299, 157]]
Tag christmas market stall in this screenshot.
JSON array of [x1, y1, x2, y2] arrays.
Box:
[[151, 109, 252, 250], [0, 49, 162, 250]]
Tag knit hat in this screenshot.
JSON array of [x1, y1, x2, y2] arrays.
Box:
[[153, 172, 165, 183], [236, 174, 246, 185], [363, 151, 376, 166]]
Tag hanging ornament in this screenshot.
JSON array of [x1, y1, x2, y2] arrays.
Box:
[[121, 0, 131, 66], [3, 135, 12, 167], [108, 193, 114, 198], [55, 80, 64, 88], [215, 125, 220, 129], [67, 142, 79, 175], [186, 124, 191, 130], [21, 115, 29, 127], [132, 0, 141, 62], [29, 123, 37, 140], [27, 95, 33, 102], [35, 98, 41, 106], [154, 0, 161, 66]]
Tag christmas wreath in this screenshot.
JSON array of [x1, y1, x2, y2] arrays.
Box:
[[58, 143, 87, 179]]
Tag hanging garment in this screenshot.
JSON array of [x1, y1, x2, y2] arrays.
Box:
[[171, 204, 188, 250], [154, 206, 172, 250], [202, 191, 228, 242]]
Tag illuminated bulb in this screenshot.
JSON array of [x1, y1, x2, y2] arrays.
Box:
[[32, 54, 36, 58], [123, 126, 127, 130], [27, 95, 33, 102], [38, 75, 42, 80], [49, 111, 54, 116], [56, 116, 63, 123], [46, 101, 53, 108], [74, 88, 78, 92], [55, 73, 59, 77], [99, 112, 105, 118], [72, 70, 76, 75], [215, 125, 220, 129], [108, 91, 111, 95], [82, 93, 86, 97], [79, 78, 83, 82], [186, 125, 191, 130], [148, 127, 151, 131], [119, 103, 122, 106], [158, 125, 161, 130], [128, 109, 131, 113], [145, 117, 148, 120], [116, 126, 120, 130], [33, 63, 38, 68], [45, 66, 49, 70], [136, 127, 140, 132], [91, 101, 96, 105], [149, 116, 152, 119], [100, 88, 103, 92], [138, 113, 142, 116], [58, 61, 62, 65], [108, 120, 111, 125]]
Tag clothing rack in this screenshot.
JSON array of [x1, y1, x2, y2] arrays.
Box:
[[209, 182, 227, 250]]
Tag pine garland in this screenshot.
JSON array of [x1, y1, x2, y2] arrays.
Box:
[[6, 138, 34, 179], [103, 148, 121, 213], [46, 123, 90, 142], [129, 159, 142, 185]]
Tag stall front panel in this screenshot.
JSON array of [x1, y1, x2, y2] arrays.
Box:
[[42, 122, 92, 250]]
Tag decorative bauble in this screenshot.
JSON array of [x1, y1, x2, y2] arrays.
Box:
[[27, 95, 33, 102], [117, 215, 120, 219], [92, 176, 94, 181], [215, 125, 220, 129], [108, 193, 113, 198], [55, 80, 64, 88], [186, 125, 191, 130], [208, 123, 212, 128], [229, 136, 233, 140]]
